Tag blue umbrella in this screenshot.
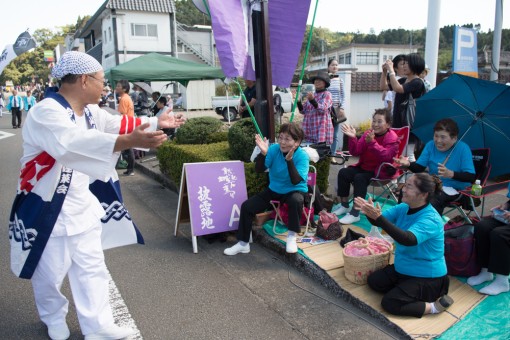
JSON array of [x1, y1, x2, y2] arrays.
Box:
[[413, 73, 510, 177]]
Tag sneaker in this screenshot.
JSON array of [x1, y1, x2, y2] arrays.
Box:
[[48, 323, 70, 340], [433, 295, 454, 313], [339, 213, 360, 224], [224, 242, 250, 256], [85, 324, 135, 340], [286, 235, 298, 253], [123, 170, 135, 176], [331, 205, 350, 216]]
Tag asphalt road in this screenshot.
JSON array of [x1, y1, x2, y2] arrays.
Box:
[[0, 111, 402, 340]]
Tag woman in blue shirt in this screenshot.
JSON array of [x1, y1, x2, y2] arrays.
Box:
[[467, 182, 510, 295], [394, 118, 475, 214], [224, 122, 309, 256], [355, 173, 453, 318]]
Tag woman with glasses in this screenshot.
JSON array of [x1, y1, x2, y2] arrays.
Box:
[[224, 122, 309, 255], [332, 108, 399, 224], [355, 173, 453, 318]]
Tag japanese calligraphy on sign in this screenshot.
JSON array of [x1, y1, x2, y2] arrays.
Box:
[[182, 161, 247, 237]]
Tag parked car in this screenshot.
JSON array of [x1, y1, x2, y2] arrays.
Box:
[[212, 86, 293, 122]]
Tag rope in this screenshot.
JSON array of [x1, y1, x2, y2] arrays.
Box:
[[290, 0, 320, 122]]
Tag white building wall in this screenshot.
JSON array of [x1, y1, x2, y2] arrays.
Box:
[[349, 92, 386, 126], [112, 11, 171, 65]]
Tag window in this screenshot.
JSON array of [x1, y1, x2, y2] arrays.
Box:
[[108, 27, 112, 41], [356, 52, 379, 65], [338, 53, 351, 65], [104, 30, 107, 43], [130, 23, 158, 37]]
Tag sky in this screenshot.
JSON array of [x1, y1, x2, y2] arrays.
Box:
[[1, 0, 508, 48]]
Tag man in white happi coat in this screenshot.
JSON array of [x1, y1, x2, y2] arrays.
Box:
[[14, 51, 185, 340]]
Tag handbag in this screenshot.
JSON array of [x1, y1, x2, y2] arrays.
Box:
[[330, 106, 347, 125], [443, 215, 481, 277], [402, 93, 416, 128], [316, 209, 343, 240]]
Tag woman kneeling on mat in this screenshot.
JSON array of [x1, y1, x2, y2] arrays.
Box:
[[354, 173, 454, 318], [224, 122, 309, 255]]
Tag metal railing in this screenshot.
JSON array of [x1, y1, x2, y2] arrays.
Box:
[[175, 22, 214, 65]]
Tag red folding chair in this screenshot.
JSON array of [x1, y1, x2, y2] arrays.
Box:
[[368, 126, 410, 206], [270, 165, 317, 236]]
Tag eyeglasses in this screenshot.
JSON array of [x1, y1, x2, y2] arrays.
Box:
[[87, 74, 107, 86], [277, 135, 295, 143]]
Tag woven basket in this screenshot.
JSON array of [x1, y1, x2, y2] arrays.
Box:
[[343, 238, 392, 285]]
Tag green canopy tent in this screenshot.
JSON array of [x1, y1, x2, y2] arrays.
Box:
[[104, 52, 225, 86]]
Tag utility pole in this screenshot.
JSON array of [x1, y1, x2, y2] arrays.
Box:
[[252, 1, 275, 141], [491, 0, 503, 81]]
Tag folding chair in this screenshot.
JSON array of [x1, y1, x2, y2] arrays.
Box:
[[444, 148, 492, 222], [368, 126, 410, 207], [270, 165, 317, 236]]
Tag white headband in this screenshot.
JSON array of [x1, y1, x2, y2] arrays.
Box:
[[51, 51, 103, 79]]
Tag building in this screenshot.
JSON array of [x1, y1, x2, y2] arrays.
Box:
[[307, 44, 418, 126], [67, 0, 217, 109]]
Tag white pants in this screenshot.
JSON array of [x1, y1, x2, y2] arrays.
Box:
[[31, 223, 115, 335]]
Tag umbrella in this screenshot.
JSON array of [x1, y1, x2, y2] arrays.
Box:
[[413, 73, 510, 177], [133, 82, 153, 95]]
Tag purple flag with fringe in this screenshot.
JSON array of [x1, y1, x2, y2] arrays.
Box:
[[209, 0, 311, 87]]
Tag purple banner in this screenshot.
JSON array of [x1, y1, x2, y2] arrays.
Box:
[[185, 161, 247, 237], [209, 0, 249, 79], [209, 0, 311, 87]]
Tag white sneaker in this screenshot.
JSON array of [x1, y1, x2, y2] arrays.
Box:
[[48, 323, 70, 340], [224, 242, 250, 255], [339, 213, 360, 224], [331, 205, 350, 216], [85, 325, 134, 340], [286, 235, 298, 253]]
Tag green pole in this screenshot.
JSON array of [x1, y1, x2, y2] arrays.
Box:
[[290, 0, 320, 122], [233, 79, 264, 138]]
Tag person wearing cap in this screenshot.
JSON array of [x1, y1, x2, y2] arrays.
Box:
[[297, 71, 333, 146], [8, 51, 185, 340]]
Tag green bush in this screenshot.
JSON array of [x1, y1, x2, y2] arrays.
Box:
[[157, 140, 268, 195], [174, 117, 223, 145], [157, 141, 230, 187], [228, 118, 258, 162], [244, 162, 269, 197]]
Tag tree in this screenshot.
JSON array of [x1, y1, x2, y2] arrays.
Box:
[[175, 0, 211, 26]]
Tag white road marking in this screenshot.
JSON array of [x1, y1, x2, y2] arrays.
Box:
[[107, 271, 142, 339], [0, 131, 15, 140]]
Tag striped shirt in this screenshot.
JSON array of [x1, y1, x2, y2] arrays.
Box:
[[328, 76, 345, 108]]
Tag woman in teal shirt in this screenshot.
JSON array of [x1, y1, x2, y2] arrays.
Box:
[[224, 122, 309, 256], [394, 118, 475, 214], [355, 173, 453, 318]]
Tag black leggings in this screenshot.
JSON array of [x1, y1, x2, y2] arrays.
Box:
[[337, 166, 374, 201], [236, 188, 305, 242], [474, 217, 510, 275], [367, 265, 449, 318]]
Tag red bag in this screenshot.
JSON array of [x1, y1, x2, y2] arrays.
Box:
[[444, 216, 481, 277]]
